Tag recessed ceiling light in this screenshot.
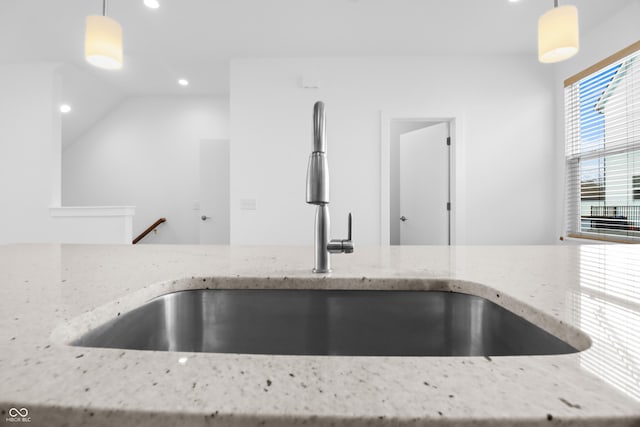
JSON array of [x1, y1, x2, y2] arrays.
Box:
[[508, 0, 520, 2], [178, 79, 189, 86], [60, 104, 71, 114], [144, 0, 159, 9]]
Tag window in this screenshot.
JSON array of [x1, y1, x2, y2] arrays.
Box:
[[565, 42, 640, 242]]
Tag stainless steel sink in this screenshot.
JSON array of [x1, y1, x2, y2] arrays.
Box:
[[71, 290, 578, 356]]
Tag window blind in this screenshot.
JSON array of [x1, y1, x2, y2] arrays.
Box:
[[565, 42, 640, 242]]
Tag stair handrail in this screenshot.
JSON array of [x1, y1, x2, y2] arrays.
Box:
[[132, 217, 167, 244]]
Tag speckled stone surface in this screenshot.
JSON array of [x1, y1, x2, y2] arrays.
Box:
[[0, 244, 639, 426]]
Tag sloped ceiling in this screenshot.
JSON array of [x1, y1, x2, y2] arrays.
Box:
[[58, 64, 124, 147]]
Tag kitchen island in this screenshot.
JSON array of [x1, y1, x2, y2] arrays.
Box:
[[0, 244, 638, 426]]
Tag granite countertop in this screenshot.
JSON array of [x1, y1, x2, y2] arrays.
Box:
[[0, 244, 639, 426]]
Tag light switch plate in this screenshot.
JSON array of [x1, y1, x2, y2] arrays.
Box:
[[300, 76, 321, 89], [240, 199, 257, 210]]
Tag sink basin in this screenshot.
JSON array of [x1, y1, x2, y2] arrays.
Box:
[[71, 290, 578, 356]]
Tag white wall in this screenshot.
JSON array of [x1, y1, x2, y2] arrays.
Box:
[[0, 63, 60, 244], [553, 0, 640, 240], [230, 55, 555, 245], [63, 96, 229, 244]]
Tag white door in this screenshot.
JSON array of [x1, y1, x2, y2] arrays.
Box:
[[399, 123, 449, 245], [199, 139, 230, 244]]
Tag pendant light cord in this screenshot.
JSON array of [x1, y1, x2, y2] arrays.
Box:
[[102, 0, 107, 16], [554, 0, 558, 7]]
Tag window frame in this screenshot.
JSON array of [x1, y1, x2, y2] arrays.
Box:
[[564, 41, 640, 244]]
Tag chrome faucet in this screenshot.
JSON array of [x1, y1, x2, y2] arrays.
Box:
[[306, 101, 354, 273]]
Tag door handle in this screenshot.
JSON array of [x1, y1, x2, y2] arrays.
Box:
[[201, 215, 211, 221], [400, 216, 408, 222]]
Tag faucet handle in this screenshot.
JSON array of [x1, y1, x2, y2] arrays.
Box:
[[328, 212, 354, 254], [344, 212, 354, 254]]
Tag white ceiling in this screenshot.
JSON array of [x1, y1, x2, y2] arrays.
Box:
[[0, 0, 633, 145], [0, 0, 633, 95]]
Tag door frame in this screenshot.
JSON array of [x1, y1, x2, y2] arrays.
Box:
[[380, 111, 466, 245]]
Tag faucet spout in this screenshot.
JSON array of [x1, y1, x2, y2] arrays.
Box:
[[313, 101, 326, 153]]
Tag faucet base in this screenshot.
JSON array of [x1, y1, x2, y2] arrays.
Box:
[[312, 204, 331, 273]]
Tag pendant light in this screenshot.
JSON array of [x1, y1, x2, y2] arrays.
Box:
[[85, 0, 123, 70], [538, 0, 579, 63]]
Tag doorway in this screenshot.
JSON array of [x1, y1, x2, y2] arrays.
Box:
[[380, 116, 452, 245], [388, 120, 451, 245], [199, 139, 230, 244]]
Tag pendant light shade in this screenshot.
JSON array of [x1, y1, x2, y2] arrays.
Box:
[[85, 15, 122, 70], [538, 4, 579, 63]]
